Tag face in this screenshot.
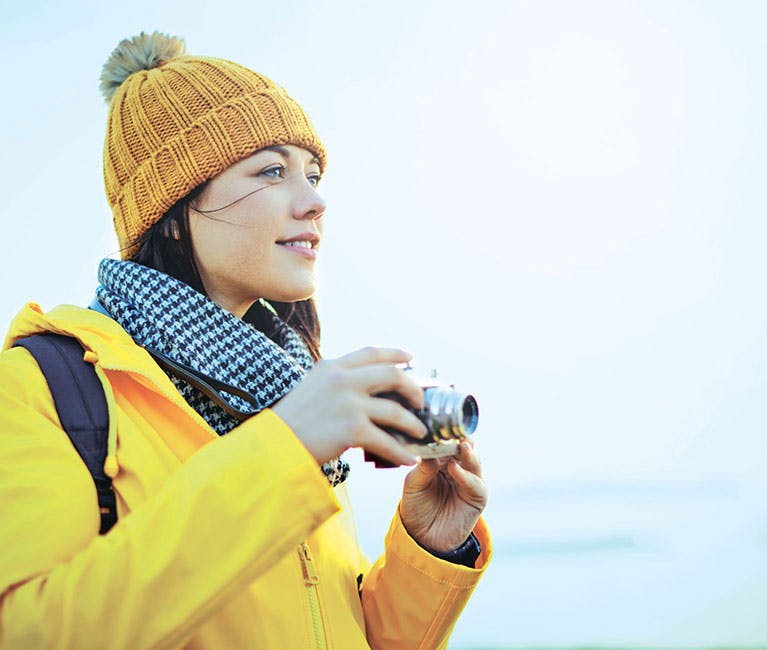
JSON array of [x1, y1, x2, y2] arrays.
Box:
[[188, 144, 325, 317]]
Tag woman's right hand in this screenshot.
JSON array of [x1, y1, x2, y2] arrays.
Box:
[[271, 347, 427, 467]]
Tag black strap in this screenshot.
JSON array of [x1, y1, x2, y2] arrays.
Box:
[[92, 298, 262, 419], [145, 346, 259, 420], [14, 334, 117, 534]]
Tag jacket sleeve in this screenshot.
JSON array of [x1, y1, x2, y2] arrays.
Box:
[[0, 347, 340, 649], [360, 507, 492, 650]]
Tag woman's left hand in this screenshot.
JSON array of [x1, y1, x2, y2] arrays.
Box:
[[400, 441, 488, 553]]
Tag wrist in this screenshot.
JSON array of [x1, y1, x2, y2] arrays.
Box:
[[418, 533, 481, 568], [398, 503, 473, 554]]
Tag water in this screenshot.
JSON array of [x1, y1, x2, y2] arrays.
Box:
[[349, 466, 767, 649], [448, 481, 767, 649]]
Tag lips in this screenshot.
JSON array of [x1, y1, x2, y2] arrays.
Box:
[[279, 240, 313, 249], [276, 232, 320, 259], [276, 232, 320, 249]]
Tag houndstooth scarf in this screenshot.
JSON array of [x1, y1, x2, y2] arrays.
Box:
[[96, 258, 349, 487]]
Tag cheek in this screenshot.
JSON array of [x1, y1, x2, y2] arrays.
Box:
[[227, 231, 272, 271], [191, 217, 273, 274]]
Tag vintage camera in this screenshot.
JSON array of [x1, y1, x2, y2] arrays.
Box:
[[365, 372, 479, 467]]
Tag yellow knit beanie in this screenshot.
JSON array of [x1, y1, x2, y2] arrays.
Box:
[[100, 31, 326, 259]]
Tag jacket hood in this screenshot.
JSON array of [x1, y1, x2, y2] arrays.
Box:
[[3, 302, 160, 379]]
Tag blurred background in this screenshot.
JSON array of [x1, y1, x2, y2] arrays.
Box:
[[1, 1, 766, 648]]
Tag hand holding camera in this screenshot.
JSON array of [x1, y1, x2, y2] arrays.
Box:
[[272, 347, 429, 467], [272, 345, 486, 553], [273, 347, 479, 470], [400, 439, 487, 554]]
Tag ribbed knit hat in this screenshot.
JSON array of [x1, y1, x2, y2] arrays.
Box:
[[100, 31, 326, 259]]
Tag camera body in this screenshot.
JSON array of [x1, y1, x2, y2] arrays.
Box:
[[365, 377, 479, 467]]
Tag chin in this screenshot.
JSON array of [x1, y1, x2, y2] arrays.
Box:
[[262, 284, 317, 304]]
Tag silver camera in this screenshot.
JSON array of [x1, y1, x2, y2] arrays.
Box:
[[366, 374, 479, 467]]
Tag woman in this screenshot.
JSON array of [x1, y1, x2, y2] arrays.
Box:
[[0, 32, 490, 649]]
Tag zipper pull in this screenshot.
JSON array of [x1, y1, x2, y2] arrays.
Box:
[[299, 543, 320, 585]]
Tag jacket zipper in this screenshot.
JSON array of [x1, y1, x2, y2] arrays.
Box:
[[299, 542, 328, 650]]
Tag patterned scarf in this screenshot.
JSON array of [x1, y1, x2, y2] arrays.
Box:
[[96, 258, 349, 487]]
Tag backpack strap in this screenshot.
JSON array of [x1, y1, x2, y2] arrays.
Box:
[[13, 334, 117, 534]]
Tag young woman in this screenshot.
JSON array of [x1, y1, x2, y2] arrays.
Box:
[[0, 32, 490, 649]]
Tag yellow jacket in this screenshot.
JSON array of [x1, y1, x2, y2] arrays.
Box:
[[0, 303, 491, 649]]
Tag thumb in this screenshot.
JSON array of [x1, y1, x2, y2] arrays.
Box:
[[404, 458, 440, 491]]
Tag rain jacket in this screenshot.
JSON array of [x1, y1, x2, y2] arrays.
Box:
[[0, 303, 491, 649]]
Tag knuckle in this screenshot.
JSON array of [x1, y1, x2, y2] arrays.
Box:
[[406, 373, 422, 389], [386, 366, 402, 384], [397, 372, 419, 394], [399, 406, 419, 428], [324, 366, 347, 389], [385, 400, 405, 422], [362, 346, 380, 363], [348, 415, 369, 443], [395, 409, 423, 437]]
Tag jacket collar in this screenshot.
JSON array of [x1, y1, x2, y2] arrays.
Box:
[[4, 302, 174, 390]]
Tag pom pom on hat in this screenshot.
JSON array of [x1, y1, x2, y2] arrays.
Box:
[[99, 31, 186, 102]]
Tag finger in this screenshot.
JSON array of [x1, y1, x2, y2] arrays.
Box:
[[358, 423, 418, 466], [404, 457, 441, 489], [367, 396, 428, 440], [335, 347, 413, 370], [404, 455, 456, 492], [419, 457, 442, 477], [455, 441, 482, 478], [348, 365, 424, 409], [446, 460, 488, 508], [403, 460, 438, 493]]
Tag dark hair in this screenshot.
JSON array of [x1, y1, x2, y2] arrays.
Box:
[[130, 189, 322, 361]]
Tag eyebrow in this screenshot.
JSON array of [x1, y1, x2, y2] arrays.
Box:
[[261, 145, 320, 167]]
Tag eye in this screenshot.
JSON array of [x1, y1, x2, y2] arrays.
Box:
[[307, 173, 322, 187], [260, 164, 285, 179]]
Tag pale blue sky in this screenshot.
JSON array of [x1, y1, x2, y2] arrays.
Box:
[[1, 1, 766, 646]]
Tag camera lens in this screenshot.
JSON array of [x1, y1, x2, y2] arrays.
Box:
[[461, 395, 479, 435], [423, 388, 479, 440]]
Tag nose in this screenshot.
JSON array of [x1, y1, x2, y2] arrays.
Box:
[[292, 176, 326, 221]]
